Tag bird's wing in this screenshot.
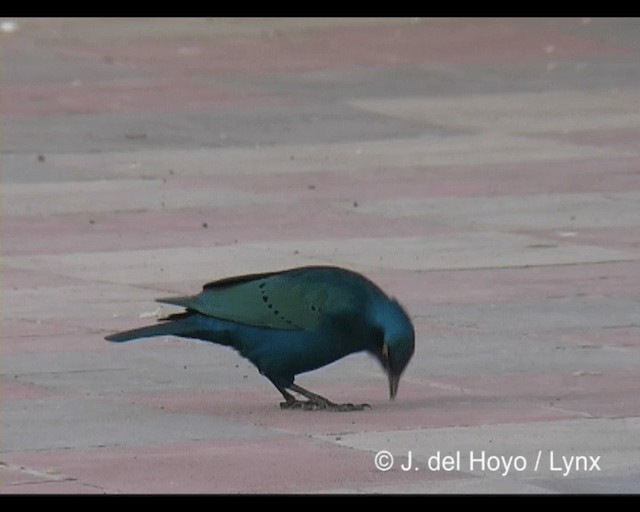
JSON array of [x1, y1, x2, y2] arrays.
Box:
[[157, 268, 360, 331]]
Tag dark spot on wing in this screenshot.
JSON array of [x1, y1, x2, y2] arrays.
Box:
[[259, 281, 306, 329]]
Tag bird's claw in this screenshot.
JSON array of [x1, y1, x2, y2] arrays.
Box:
[[330, 402, 371, 412], [280, 400, 321, 411], [280, 400, 371, 412]]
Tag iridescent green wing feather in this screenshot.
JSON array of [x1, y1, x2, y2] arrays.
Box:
[[157, 268, 360, 331]]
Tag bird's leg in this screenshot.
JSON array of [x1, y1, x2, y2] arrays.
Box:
[[275, 385, 300, 407], [275, 384, 320, 411], [282, 383, 371, 412]]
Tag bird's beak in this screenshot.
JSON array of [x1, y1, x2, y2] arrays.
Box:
[[380, 343, 400, 400], [388, 372, 400, 400]]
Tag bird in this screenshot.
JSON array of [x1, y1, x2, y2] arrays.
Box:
[[105, 265, 415, 412]]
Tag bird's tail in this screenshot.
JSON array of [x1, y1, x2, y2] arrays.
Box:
[[105, 313, 194, 343]]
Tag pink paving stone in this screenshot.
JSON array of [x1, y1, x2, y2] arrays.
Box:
[[529, 227, 640, 255], [180, 157, 640, 200], [2, 315, 148, 357], [0, 463, 99, 494], [546, 388, 640, 419], [373, 262, 640, 306], [1, 265, 89, 288], [2, 210, 219, 256], [528, 128, 640, 152], [2, 211, 216, 256], [435, 369, 640, 419], [1, 204, 456, 257], [0, 477, 100, 494], [7, 156, 636, 258], [16, 18, 637, 120], [3, 156, 638, 256], [1, 436, 448, 493], [1, 378, 58, 401], [1, 318, 86, 338], [49, 19, 638, 76], [3, 79, 304, 119], [116, 379, 581, 436], [529, 327, 640, 350], [3, 329, 115, 356]]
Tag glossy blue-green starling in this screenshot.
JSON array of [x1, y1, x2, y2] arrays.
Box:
[[105, 266, 415, 411]]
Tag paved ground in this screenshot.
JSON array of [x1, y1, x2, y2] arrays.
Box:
[[2, 17, 640, 494]]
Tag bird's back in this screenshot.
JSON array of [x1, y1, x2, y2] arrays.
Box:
[[158, 266, 383, 332]]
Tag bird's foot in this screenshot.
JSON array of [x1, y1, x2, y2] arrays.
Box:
[[327, 402, 371, 412], [280, 400, 322, 411], [280, 399, 370, 412]]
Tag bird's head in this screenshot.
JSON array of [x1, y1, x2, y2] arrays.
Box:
[[370, 297, 415, 400]]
